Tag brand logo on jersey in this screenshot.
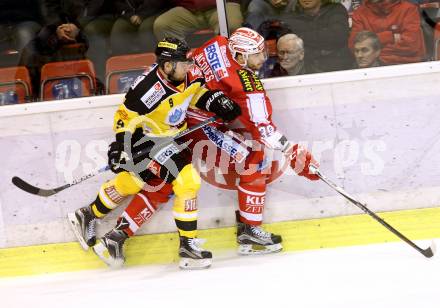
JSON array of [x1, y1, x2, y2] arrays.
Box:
[[237, 69, 264, 92], [104, 185, 125, 204], [140, 81, 166, 109], [245, 195, 265, 206], [205, 42, 229, 81], [195, 53, 214, 82], [202, 126, 249, 163], [184, 198, 197, 212], [165, 95, 192, 126], [190, 65, 203, 78], [169, 108, 184, 124], [116, 109, 129, 120], [146, 160, 161, 177], [197, 129, 289, 191], [153, 143, 180, 164], [134, 207, 155, 226]]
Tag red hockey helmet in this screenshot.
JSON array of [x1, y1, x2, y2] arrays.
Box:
[[228, 27, 265, 60]]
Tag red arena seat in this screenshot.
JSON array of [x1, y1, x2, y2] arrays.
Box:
[[105, 53, 156, 94], [0, 66, 32, 104], [40, 60, 96, 101]]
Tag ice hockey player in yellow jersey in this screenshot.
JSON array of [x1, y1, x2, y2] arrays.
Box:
[[67, 37, 241, 269]]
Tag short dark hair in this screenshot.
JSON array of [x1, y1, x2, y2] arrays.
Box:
[[354, 31, 382, 51]]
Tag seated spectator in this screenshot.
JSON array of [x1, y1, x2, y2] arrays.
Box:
[[261, 33, 307, 77], [280, 0, 354, 73], [110, 0, 170, 55], [353, 31, 383, 68], [256, 19, 290, 78], [349, 0, 426, 65], [245, 0, 295, 30], [0, 0, 43, 66], [153, 0, 243, 42], [18, 21, 88, 100], [78, 0, 116, 84]]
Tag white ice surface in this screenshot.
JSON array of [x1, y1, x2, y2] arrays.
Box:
[[1, 241, 439, 308]]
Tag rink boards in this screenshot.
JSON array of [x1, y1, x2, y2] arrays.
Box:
[[1, 206, 440, 277], [1, 61, 440, 275]]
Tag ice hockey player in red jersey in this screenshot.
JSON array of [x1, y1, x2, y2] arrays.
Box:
[[105, 27, 319, 262], [187, 27, 320, 254]]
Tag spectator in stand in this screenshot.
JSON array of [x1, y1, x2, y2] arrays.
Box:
[[153, 0, 243, 42], [18, 19, 88, 100], [353, 31, 383, 68], [0, 0, 43, 66], [348, 0, 426, 65], [280, 0, 354, 73], [77, 0, 116, 85], [256, 19, 291, 78], [110, 0, 170, 55], [265, 33, 307, 77], [245, 0, 296, 30]]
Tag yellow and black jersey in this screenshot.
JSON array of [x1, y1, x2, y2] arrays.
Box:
[[113, 64, 208, 138]]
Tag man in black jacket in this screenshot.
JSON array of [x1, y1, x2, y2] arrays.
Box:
[[280, 0, 354, 73], [110, 0, 170, 55], [18, 19, 88, 100]]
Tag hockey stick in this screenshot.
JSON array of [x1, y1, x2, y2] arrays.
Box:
[[309, 165, 435, 258], [12, 116, 219, 197]]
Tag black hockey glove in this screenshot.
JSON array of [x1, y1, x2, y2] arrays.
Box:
[[196, 90, 241, 122], [108, 132, 133, 173], [108, 140, 126, 173]]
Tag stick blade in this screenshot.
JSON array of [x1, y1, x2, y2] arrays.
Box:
[[11, 176, 57, 197], [422, 240, 436, 258]]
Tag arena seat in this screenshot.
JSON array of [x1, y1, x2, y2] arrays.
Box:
[[105, 53, 156, 94], [40, 60, 96, 101], [0, 66, 32, 104]]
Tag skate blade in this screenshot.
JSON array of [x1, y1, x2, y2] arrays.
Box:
[[238, 243, 283, 255], [92, 241, 125, 269], [67, 212, 90, 251], [179, 257, 212, 270]]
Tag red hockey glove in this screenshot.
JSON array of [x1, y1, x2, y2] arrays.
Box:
[[290, 144, 319, 181]]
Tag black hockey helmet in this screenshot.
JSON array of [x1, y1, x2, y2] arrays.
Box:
[[155, 37, 191, 62]]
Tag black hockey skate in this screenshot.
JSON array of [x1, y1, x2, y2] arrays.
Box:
[[93, 229, 128, 268], [67, 206, 97, 251], [236, 211, 283, 255], [179, 236, 212, 270]]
